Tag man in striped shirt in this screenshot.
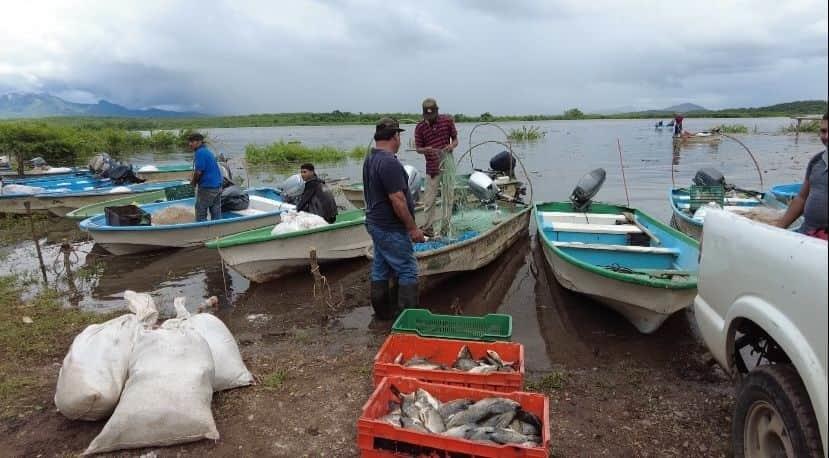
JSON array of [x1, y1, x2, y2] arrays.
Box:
[[415, 97, 459, 236]]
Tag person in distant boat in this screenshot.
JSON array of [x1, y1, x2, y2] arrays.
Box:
[[364, 118, 425, 321], [776, 112, 829, 239], [673, 113, 684, 137], [415, 97, 459, 237], [188, 132, 223, 222], [295, 163, 338, 224]]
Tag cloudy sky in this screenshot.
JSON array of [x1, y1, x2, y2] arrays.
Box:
[[1, 0, 826, 114]]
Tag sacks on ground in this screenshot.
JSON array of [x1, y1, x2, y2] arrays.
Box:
[[1, 184, 45, 195], [152, 205, 195, 225], [162, 298, 253, 391], [54, 291, 158, 421], [84, 324, 218, 454], [270, 210, 329, 235]]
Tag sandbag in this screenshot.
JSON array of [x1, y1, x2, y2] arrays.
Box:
[[54, 291, 158, 421], [270, 210, 329, 235], [84, 325, 218, 455], [163, 298, 253, 391]]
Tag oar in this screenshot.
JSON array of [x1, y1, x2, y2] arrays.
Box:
[[623, 211, 661, 246]]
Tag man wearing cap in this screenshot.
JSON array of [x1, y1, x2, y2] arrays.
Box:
[[415, 97, 459, 236], [188, 132, 223, 222], [364, 118, 426, 320]]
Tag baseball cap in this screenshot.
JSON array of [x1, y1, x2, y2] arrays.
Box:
[[422, 97, 438, 113], [375, 117, 405, 133]]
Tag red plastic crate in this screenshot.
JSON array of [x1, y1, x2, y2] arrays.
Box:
[[358, 376, 549, 458], [373, 334, 525, 392]]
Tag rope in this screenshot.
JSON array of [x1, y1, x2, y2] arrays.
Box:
[[617, 138, 630, 207], [466, 122, 512, 170], [721, 133, 764, 191]]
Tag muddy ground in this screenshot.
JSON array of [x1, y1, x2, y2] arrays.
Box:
[[0, 236, 735, 457]]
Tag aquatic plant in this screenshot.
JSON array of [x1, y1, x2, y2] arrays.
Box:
[[781, 120, 821, 134], [507, 125, 546, 142], [716, 124, 749, 134], [245, 140, 365, 164]]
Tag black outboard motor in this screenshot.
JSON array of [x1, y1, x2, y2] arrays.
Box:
[[570, 168, 606, 212], [489, 150, 516, 176], [107, 164, 144, 185], [692, 168, 726, 187]]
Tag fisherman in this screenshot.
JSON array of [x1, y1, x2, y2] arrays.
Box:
[[295, 163, 338, 224], [673, 113, 684, 137], [188, 132, 223, 222], [415, 97, 459, 236], [364, 118, 425, 320], [776, 112, 829, 239]]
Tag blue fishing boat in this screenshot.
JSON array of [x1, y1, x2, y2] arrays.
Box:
[[80, 188, 291, 255], [2, 163, 192, 184], [770, 183, 801, 204], [669, 187, 785, 240]]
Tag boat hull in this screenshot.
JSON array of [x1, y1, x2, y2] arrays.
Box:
[[416, 208, 530, 276], [136, 169, 192, 183], [540, 241, 695, 334], [670, 211, 702, 240], [1, 190, 163, 216]]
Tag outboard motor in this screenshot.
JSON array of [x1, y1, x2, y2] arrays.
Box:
[[88, 153, 115, 177], [570, 168, 606, 211], [221, 185, 250, 211], [219, 161, 233, 188], [28, 157, 49, 168], [279, 174, 305, 202], [107, 164, 144, 185], [489, 150, 516, 176], [403, 164, 423, 202], [468, 170, 500, 203], [692, 168, 726, 187]]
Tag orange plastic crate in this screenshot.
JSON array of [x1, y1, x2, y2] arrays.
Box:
[[373, 334, 525, 392], [358, 376, 549, 458]]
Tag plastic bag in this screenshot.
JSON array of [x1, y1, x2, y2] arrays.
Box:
[[162, 298, 254, 391], [1, 184, 45, 195], [84, 325, 218, 454], [270, 210, 329, 235], [54, 291, 158, 421]]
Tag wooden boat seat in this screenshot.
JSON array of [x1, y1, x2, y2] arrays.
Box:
[[549, 222, 642, 234], [538, 211, 627, 225], [552, 241, 678, 255]]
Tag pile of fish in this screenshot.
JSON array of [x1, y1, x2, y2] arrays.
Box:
[[380, 386, 541, 447], [394, 346, 516, 374]]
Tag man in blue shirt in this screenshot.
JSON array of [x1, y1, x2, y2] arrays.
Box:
[[364, 118, 425, 320], [188, 133, 223, 221]]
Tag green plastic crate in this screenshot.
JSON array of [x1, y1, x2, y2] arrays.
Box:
[[391, 309, 512, 342], [164, 183, 195, 201], [689, 185, 724, 211]]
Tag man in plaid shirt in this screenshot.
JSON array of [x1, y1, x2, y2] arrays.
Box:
[[414, 97, 459, 236]]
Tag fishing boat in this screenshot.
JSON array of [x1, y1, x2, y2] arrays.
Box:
[[770, 182, 801, 204], [65, 185, 194, 221], [79, 188, 289, 255], [1, 163, 192, 182], [672, 132, 722, 144], [536, 199, 699, 334], [0, 180, 189, 216], [668, 187, 785, 239]]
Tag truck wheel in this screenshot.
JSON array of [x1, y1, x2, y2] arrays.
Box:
[[733, 364, 823, 458]]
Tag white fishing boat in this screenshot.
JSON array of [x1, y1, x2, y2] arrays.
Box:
[[79, 188, 290, 255]]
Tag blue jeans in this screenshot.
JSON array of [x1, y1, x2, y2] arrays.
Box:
[[367, 225, 418, 285], [195, 187, 222, 222]]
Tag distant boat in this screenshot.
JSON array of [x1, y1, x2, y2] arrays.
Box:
[[770, 183, 801, 204], [672, 132, 722, 143], [535, 200, 699, 334], [1, 163, 192, 182], [79, 188, 289, 255]]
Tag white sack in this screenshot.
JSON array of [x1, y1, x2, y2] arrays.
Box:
[[163, 298, 253, 391], [270, 210, 329, 235], [84, 325, 218, 455], [46, 166, 73, 173], [1, 184, 45, 195], [108, 186, 132, 193], [137, 165, 159, 172], [54, 291, 158, 421]]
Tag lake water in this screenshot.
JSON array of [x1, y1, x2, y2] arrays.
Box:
[[1, 117, 823, 314]]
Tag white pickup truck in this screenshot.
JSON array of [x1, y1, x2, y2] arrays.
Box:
[[695, 208, 827, 458]]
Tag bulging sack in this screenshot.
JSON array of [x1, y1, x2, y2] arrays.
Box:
[[163, 298, 254, 391], [54, 291, 158, 421], [270, 210, 329, 235], [84, 326, 218, 455]]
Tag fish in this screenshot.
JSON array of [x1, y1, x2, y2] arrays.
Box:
[[380, 412, 402, 426], [490, 427, 538, 445], [415, 388, 441, 411], [485, 349, 504, 366], [481, 411, 515, 429], [404, 356, 446, 371], [400, 345, 517, 373], [442, 424, 474, 438], [452, 357, 479, 371], [400, 416, 429, 433], [515, 409, 542, 435], [445, 397, 519, 428], [419, 405, 446, 433], [437, 398, 473, 421], [468, 364, 498, 374], [467, 426, 495, 441]]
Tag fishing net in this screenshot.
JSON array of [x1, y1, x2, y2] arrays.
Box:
[[437, 153, 458, 236]]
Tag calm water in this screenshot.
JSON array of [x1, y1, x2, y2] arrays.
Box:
[[1, 118, 822, 313]]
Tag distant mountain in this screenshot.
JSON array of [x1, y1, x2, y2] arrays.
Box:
[[0, 92, 205, 118], [660, 103, 708, 113], [593, 105, 642, 115]]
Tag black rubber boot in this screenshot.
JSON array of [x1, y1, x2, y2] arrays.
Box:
[[388, 277, 399, 317], [397, 283, 419, 315], [370, 280, 391, 320]]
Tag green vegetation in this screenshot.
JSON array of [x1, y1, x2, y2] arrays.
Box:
[[245, 140, 365, 164], [525, 371, 566, 393], [262, 369, 288, 389], [507, 125, 546, 141], [716, 124, 749, 134], [781, 120, 822, 133]]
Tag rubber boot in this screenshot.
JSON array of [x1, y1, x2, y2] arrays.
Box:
[[370, 280, 391, 320], [388, 277, 399, 318], [397, 283, 420, 317]]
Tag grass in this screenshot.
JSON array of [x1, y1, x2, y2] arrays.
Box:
[[781, 120, 822, 133], [525, 371, 566, 393], [262, 369, 289, 389], [716, 123, 749, 134], [245, 140, 366, 164], [507, 125, 545, 141]]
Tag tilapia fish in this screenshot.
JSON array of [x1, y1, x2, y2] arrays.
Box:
[[386, 386, 542, 448], [397, 345, 517, 373]]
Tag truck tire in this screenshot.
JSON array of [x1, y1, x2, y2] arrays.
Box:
[[733, 364, 823, 458]]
